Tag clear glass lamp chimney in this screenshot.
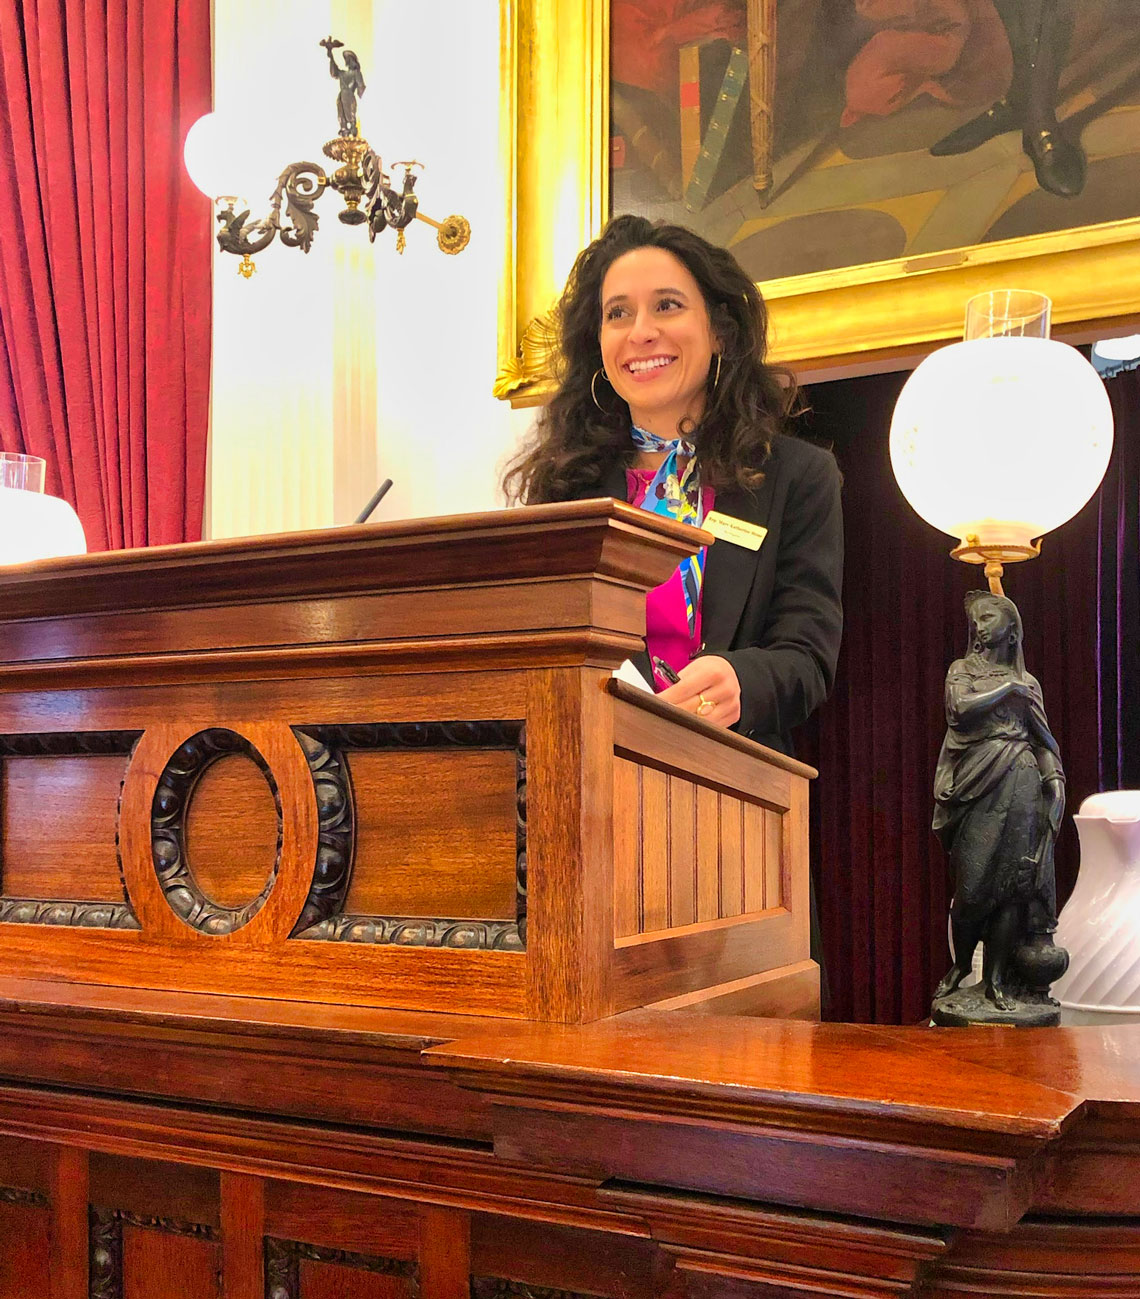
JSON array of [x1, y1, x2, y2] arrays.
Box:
[[0, 453, 87, 565]]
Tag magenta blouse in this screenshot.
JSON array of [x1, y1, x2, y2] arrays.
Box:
[[626, 467, 715, 691]]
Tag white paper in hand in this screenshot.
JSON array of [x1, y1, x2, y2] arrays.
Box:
[[612, 658, 653, 692]]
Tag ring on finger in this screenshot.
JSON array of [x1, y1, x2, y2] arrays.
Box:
[[696, 694, 715, 717]]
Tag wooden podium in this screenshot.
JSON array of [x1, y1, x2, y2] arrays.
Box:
[[0, 501, 816, 1024]]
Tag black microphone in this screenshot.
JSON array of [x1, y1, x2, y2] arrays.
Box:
[[354, 478, 393, 524]]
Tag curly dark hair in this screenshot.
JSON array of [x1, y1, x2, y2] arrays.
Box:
[[502, 214, 798, 504]]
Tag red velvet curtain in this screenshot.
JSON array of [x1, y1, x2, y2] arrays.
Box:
[[0, 1, 212, 550], [799, 368, 1115, 1025]]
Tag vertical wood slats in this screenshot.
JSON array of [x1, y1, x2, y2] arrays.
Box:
[[719, 797, 744, 919], [696, 787, 719, 924], [613, 761, 785, 936]]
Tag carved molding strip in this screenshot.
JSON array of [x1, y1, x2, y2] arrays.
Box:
[[0, 899, 139, 929], [90, 1207, 219, 1299], [265, 1236, 419, 1299], [301, 914, 525, 950], [290, 729, 354, 937], [0, 729, 142, 931], [0, 1185, 48, 1208], [0, 731, 140, 758], [473, 1278, 600, 1299], [292, 721, 527, 951], [151, 728, 282, 936]]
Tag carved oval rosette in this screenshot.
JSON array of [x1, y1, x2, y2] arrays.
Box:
[[150, 728, 282, 936]]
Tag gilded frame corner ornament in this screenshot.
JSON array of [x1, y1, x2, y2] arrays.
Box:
[[497, 0, 1140, 404]]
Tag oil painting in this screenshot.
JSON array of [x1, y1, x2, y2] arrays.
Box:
[[609, 0, 1140, 285], [495, 0, 1140, 399]]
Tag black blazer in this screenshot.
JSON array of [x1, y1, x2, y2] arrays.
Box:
[[575, 434, 843, 754]]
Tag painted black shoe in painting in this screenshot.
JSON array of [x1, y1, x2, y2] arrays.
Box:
[[1024, 126, 1087, 197], [930, 98, 1020, 156]]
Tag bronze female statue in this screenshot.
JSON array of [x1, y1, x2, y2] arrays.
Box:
[[931, 591, 1069, 1025]]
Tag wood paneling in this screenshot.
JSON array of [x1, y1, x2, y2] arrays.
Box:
[[419, 1206, 470, 1299], [122, 1225, 219, 1299], [471, 1216, 659, 1299], [612, 759, 641, 940], [742, 802, 766, 915], [184, 754, 279, 909], [640, 769, 669, 933], [644, 961, 820, 1019], [612, 911, 801, 1013], [299, 1259, 408, 1299], [668, 778, 696, 928], [221, 1172, 264, 1299], [49, 1146, 88, 1299], [89, 1156, 219, 1228], [0, 1201, 50, 1299], [265, 1183, 418, 1258], [695, 785, 719, 924], [765, 806, 783, 910], [347, 750, 518, 921], [0, 1134, 51, 1196], [613, 765, 787, 936], [525, 667, 615, 1023], [717, 796, 743, 919], [1, 756, 127, 901]]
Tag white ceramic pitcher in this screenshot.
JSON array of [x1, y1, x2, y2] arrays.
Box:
[[1054, 790, 1140, 1023]]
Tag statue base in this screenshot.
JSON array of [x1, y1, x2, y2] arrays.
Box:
[[931, 984, 1061, 1027]]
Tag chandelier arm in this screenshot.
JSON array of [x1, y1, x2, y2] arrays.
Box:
[[415, 212, 471, 255], [274, 163, 328, 252], [215, 206, 278, 258]]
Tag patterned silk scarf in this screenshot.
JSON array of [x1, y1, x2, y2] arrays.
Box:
[[630, 424, 706, 636]]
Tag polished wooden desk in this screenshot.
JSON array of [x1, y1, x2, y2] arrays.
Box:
[[0, 507, 1136, 1296], [0, 979, 1136, 1297]]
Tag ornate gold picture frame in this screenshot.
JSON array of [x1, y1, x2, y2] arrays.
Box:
[[496, 0, 1140, 405]]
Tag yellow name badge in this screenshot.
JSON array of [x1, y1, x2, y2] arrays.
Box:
[[702, 511, 768, 551]]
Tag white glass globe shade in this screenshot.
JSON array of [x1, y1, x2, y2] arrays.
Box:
[[890, 337, 1114, 549], [0, 488, 87, 564], [184, 112, 289, 207]]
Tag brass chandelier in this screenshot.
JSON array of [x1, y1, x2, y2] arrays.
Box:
[[184, 37, 470, 277]]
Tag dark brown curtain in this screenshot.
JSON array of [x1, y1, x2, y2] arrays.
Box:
[[797, 366, 1130, 1025], [1098, 367, 1140, 791]]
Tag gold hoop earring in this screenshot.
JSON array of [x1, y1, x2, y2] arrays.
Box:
[[712, 353, 722, 391], [591, 368, 609, 412]]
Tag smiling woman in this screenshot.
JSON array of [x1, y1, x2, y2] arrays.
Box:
[[598, 246, 717, 438], [502, 215, 843, 758]]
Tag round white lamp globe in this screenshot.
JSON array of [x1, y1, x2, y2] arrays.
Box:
[[184, 112, 295, 209], [184, 111, 247, 202], [890, 335, 1114, 551], [0, 488, 87, 565]]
